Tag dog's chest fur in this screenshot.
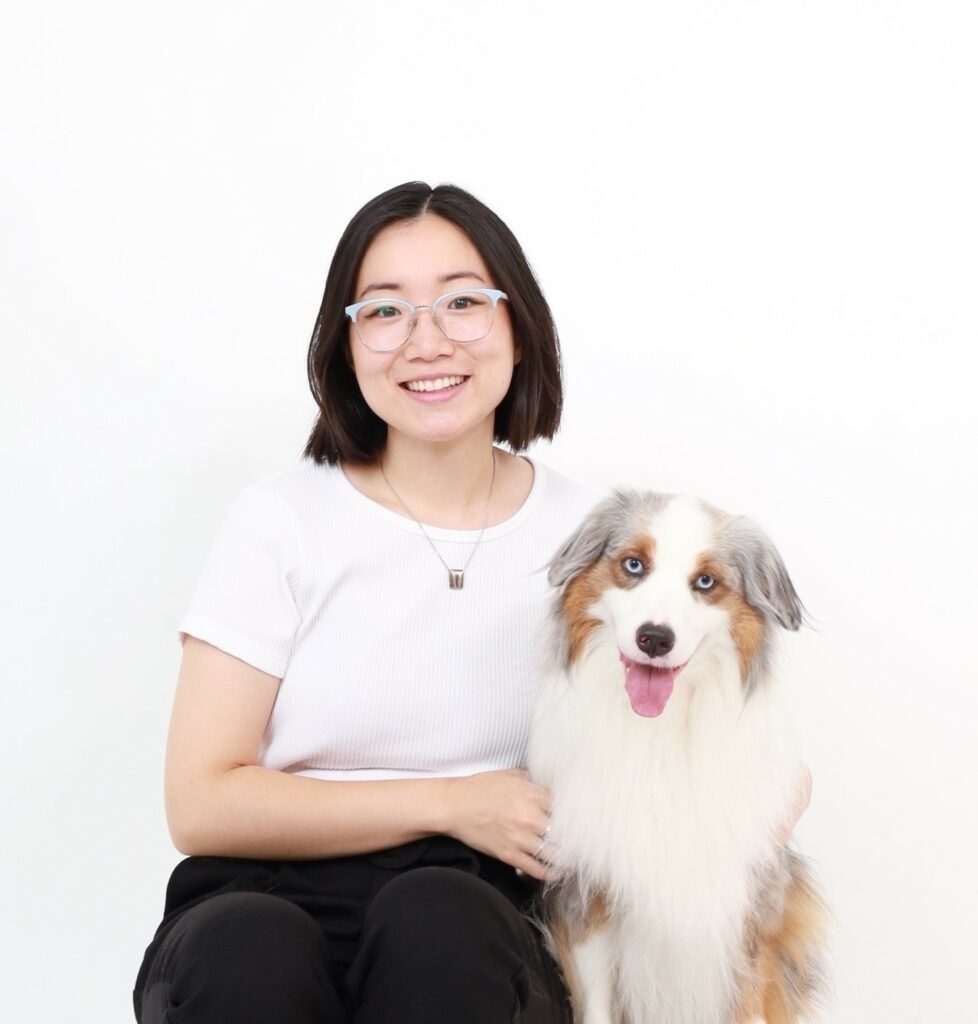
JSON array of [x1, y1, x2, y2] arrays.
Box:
[[529, 638, 799, 1023]]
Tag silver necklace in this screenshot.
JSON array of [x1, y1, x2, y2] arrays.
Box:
[[380, 449, 497, 590]]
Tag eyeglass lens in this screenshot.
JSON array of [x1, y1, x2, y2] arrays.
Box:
[[354, 291, 498, 351]]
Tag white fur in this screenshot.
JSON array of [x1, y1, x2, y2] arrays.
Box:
[[573, 928, 618, 1024], [529, 496, 803, 1024]]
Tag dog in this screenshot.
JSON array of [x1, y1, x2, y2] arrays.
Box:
[[528, 491, 827, 1024]]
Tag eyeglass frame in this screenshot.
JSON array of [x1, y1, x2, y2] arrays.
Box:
[[344, 287, 509, 352]]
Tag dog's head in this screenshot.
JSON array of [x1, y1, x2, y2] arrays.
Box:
[[548, 491, 803, 715]]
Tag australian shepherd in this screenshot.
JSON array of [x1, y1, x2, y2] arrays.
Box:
[[529, 491, 827, 1024]]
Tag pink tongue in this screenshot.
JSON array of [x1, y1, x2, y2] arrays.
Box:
[[620, 654, 676, 717]]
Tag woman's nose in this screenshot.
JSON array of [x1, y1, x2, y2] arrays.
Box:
[[404, 306, 454, 358]]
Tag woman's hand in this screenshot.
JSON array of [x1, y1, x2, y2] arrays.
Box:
[[442, 769, 554, 881]]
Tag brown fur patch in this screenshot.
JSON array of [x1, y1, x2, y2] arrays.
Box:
[[561, 561, 615, 664], [544, 890, 613, 1018], [725, 591, 766, 680], [561, 536, 656, 665], [735, 860, 828, 1023], [575, 891, 611, 937], [543, 913, 585, 1013], [693, 555, 766, 680], [561, 561, 612, 664]]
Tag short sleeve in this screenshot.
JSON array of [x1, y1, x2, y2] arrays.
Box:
[[177, 486, 302, 677]]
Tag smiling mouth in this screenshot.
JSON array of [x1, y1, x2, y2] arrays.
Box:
[[402, 375, 468, 393]]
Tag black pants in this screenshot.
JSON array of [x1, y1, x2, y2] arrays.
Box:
[[134, 837, 572, 1023]]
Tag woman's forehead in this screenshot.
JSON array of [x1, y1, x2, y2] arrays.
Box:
[[355, 214, 490, 298]]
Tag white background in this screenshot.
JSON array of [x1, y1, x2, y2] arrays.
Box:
[[2, 1, 976, 1020]]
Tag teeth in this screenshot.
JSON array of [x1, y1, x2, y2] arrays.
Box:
[[404, 376, 465, 392]]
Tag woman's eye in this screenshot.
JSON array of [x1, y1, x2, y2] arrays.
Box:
[[370, 304, 402, 319], [622, 557, 645, 576], [447, 294, 482, 310], [693, 574, 716, 592]]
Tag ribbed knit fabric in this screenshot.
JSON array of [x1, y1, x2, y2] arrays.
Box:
[[178, 457, 602, 781]]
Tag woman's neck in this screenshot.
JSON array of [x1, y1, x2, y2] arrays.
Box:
[[341, 422, 528, 530], [378, 431, 498, 528]]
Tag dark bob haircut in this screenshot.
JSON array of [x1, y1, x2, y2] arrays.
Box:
[[303, 181, 563, 464]]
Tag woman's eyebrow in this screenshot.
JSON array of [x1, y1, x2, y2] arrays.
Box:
[[356, 270, 487, 301], [439, 270, 487, 286], [356, 280, 400, 300]]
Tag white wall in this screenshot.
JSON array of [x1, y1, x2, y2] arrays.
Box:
[[2, 2, 975, 1020]]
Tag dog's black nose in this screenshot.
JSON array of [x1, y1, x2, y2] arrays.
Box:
[[635, 623, 675, 658]]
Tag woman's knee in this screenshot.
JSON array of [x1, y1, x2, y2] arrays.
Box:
[[358, 865, 527, 975], [368, 866, 514, 942], [350, 868, 546, 1021], [176, 891, 324, 960], [138, 892, 344, 1023]]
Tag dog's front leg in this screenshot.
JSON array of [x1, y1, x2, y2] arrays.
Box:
[[570, 926, 617, 1024]]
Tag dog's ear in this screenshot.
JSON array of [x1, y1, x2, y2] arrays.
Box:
[[729, 517, 804, 630], [548, 492, 625, 589]]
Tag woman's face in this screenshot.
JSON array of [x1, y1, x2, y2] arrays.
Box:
[[348, 213, 519, 451]]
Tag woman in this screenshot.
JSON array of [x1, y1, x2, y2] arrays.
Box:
[[133, 182, 602, 1022]]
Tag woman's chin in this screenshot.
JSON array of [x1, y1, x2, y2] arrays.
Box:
[[385, 411, 496, 449]]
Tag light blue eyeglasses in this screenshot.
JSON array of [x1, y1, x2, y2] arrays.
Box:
[[345, 288, 509, 352]]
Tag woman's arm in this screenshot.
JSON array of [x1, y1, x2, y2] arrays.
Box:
[[165, 637, 554, 878]]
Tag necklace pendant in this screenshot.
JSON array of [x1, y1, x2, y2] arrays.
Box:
[[448, 569, 465, 590]]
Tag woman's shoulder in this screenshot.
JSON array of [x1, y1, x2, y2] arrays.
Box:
[[532, 459, 606, 507], [210, 460, 353, 554], [530, 459, 608, 532], [232, 458, 349, 518]]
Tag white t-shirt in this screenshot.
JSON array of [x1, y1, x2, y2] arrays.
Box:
[[178, 457, 602, 781]]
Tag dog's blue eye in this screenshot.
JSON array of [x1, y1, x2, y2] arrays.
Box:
[[694, 574, 716, 591], [622, 557, 645, 576]]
